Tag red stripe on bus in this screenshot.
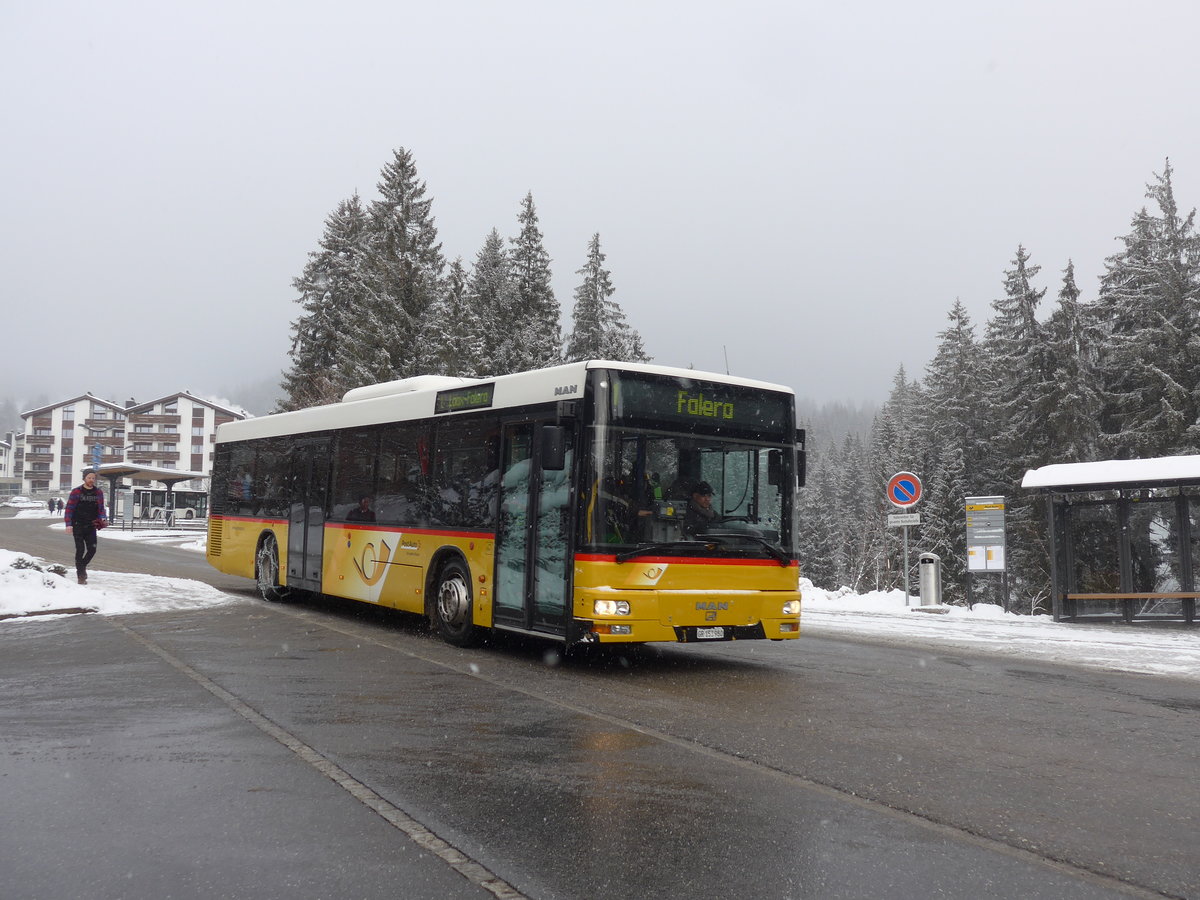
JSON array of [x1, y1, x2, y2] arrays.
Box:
[[335, 523, 495, 539], [575, 553, 797, 568]]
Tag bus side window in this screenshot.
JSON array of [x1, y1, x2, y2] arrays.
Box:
[[377, 423, 427, 526]]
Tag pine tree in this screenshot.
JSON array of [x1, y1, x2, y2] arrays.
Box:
[[422, 257, 482, 377], [279, 194, 376, 410], [1043, 261, 1103, 463], [834, 433, 875, 590], [981, 246, 1055, 611], [920, 300, 985, 601], [565, 234, 650, 363], [363, 148, 445, 380], [470, 229, 520, 375], [795, 440, 840, 589], [508, 193, 562, 369], [1094, 161, 1200, 456], [983, 245, 1053, 483]]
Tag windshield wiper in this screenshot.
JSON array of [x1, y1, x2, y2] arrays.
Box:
[[614, 541, 714, 563], [697, 531, 791, 566]]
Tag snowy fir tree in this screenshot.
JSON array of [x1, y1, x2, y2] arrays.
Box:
[[279, 194, 377, 411], [1043, 261, 1103, 463], [1094, 161, 1200, 457], [363, 147, 446, 380], [980, 246, 1056, 610], [470, 229, 522, 376], [917, 300, 985, 599], [565, 234, 650, 362], [421, 257, 483, 377], [507, 193, 563, 369]]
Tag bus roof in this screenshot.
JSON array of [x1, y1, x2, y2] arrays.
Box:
[[217, 360, 795, 444]]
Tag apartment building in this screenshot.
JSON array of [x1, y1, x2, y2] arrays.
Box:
[[0, 433, 19, 498], [15, 391, 247, 497]]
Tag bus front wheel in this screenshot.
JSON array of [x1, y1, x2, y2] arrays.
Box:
[[255, 536, 289, 602], [434, 558, 481, 647]]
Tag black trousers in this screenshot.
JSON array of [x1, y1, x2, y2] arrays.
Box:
[[73, 526, 97, 577]]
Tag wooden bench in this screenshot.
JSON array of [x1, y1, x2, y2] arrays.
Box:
[[1064, 592, 1199, 624]]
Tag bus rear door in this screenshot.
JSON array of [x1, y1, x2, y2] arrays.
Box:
[[493, 420, 573, 637], [286, 439, 331, 592]]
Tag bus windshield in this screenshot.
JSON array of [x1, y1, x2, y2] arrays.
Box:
[[582, 426, 795, 558]]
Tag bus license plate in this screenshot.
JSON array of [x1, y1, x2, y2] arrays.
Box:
[[696, 626, 725, 640]]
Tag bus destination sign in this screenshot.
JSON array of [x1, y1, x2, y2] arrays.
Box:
[[612, 373, 791, 433], [434, 383, 496, 414]]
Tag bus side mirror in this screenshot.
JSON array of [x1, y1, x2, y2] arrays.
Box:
[[542, 426, 568, 471], [796, 428, 807, 488]]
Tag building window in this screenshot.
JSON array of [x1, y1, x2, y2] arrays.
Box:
[[133, 443, 151, 452], [191, 444, 204, 454], [164, 402, 178, 414], [63, 408, 75, 421], [164, 425, 178, 434], [192, 426, 205, 436], [162, 444, 177, 454], [91, 408, 108, 419], [135, 425, 152, 433]]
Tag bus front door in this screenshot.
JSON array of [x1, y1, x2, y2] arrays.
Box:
[[286, 440, 330, 593], [493, 421, 572, 636]]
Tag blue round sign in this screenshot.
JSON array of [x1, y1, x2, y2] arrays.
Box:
[[887, 471, 922, 508]]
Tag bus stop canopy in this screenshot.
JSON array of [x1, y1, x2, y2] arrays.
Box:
[[1021, 455, 1200, 624], [1022, 455, 1200, 493], [94, 463, 207, 488]]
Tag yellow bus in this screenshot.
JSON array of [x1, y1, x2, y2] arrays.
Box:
[[206, 361, 805, 647]]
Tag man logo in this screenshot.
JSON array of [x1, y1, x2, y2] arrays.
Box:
[[695, 601, 729, 611], [554, 384, 579, 396]]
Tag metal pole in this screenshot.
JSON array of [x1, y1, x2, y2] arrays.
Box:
[[903, 524, 911, 606]]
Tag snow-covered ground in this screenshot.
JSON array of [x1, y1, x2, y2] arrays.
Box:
[[3, 509, 1198, 681]]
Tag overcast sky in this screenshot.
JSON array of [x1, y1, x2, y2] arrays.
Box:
[[3, 1, 1198, 413]]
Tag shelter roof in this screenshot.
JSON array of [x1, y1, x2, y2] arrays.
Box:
[[1022, 455, 1200, 492], [94, 463, 206, 486]]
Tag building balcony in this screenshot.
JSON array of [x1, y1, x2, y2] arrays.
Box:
[[129, 451, 182, 462], [127, 414, 182, 425]]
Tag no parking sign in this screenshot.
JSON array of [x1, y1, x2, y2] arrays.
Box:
[[887, 471, 922, 508]]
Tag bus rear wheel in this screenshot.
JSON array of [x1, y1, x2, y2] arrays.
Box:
[[434, 558, 481, 647], [255, 536, 289, 602]]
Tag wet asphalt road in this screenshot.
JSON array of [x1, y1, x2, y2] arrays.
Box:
[[2, 515, 1197, 899]]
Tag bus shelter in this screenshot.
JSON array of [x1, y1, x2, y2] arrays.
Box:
[[1022, 456, 1200, 624], [94, 463, 206, 525]]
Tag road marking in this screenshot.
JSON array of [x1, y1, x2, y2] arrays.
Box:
[[111, 618, 527, 900]]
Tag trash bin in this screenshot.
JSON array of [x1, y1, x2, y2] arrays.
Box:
[[918, 552, 942, 606]]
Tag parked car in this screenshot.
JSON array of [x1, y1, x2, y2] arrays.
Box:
[[2, 496, 43, 509]]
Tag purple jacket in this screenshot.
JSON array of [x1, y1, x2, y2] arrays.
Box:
[[64, 485, 107, 527]]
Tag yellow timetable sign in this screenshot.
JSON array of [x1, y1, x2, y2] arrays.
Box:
[[966, 502, 1005, 511]]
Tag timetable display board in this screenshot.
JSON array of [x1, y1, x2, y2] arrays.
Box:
[[966, 496, 1006, 571]]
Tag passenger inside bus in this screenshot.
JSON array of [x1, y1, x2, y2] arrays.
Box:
[[346, 495, 376, 522]]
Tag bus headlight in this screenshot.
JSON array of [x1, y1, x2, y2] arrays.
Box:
[[782, 600, 801, 616], [593, 599, 631, 616]]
